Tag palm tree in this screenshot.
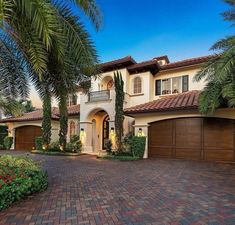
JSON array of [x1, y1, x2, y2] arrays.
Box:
[[194, 0, 235, 114], [0, 1, 101, 149], [0, 0, 102, 76]]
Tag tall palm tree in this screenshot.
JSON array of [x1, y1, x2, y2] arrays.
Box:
[[0, 0, 102, 76], [0, 0, 101, 148], [194, 0, 235, 114]]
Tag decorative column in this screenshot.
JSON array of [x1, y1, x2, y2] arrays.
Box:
[[79, 122, 93, 153]]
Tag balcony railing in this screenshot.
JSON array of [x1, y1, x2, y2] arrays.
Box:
[[88, 90, 110, 102]]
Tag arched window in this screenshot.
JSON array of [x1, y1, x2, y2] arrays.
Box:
[[69, 121, 76, 138], [133, 77, 142, 94]]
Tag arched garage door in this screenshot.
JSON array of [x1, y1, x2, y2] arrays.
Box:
[[15, 126, 42, 150], [148, 118, 235, 161]]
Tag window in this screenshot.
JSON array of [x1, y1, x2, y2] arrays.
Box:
[[162, 79, 171, 95], [155, 75, 189, 96], [69, 121, 76, 138], [67, 94, 77, 106], [133, 77, 142, 94]]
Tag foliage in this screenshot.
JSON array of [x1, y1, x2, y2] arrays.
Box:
[[129, 136, 146, 158], [0, 125, 8, 146], [99, 155, 139, 161], [35, 137, 43, 150], [114, 72, 125, 152], [122, 135, 146, 159], [69, 135, 82, 153], [3, 137, 13, 150], [47, 137, 82, 153], [48, 141, 60, 152], [105, 139, 113, 155], [194, 0, 235, 114], [0, 155, 48, 211]]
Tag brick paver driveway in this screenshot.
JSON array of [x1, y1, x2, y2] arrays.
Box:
[[0, 151, 235, 225]]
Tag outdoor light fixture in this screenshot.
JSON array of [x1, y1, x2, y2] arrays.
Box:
[[80, 128, 85, 137], [110, 127, 115, 136], [137, 128, 144, 137]]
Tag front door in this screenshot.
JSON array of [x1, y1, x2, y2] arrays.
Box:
[[102, 115, 110, 149]]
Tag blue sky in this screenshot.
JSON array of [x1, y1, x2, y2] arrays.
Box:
[[79, 0, 233, 63]]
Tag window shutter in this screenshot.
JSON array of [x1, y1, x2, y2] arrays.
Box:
[[182, 75, 189, 92], [155, 80, 161, 96]]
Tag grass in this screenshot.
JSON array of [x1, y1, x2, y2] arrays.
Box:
[[98, 155, 140, 161], [31, 150, 80, 156]]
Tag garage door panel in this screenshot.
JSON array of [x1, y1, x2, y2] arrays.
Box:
[[175, 118, 202, 148], [150, 120, 173, 146], [204, 149, 234, 161], [149, 117, 235, 162], [149, 147, 173, 157], [175, 148, 201, 160], [204, 118, 233, 149], [15, 126, 42, 150]]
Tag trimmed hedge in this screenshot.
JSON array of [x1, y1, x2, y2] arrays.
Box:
[[129, 136, 146, 158], [0, 155, 48, 211], [4, 136, 13, 150], [35, 136, 43, 150]]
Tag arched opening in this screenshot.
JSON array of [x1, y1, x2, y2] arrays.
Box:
[[100, 76, 114, 90]]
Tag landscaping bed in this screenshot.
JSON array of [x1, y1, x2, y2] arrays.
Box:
[[98, 155, 140, 161], [31, 150, 80, 156], [0, 155, 48, 211]]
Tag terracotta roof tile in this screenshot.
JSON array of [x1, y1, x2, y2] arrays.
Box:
[[0, 105, 80, 123], [67, 104, 80, 116], [127, 60, 160, 74], [160, 55, 217, 71], [125, 91, 200, 114], [100, 56, 136, 72]]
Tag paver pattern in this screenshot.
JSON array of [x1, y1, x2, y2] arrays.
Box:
[[0, 151, 235, 225]]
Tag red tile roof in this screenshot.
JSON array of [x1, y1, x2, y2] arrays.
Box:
[[127, 60, 160, 74], [160, 55, 217, 71], [125, 91, 200, 114], [0, 105, 80, 123], [100, 56, 136, 72]]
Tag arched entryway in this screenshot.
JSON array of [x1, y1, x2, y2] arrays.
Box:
[[15, 125, 42, 150]]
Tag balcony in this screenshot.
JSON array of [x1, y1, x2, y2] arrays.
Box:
[[88, 90, 111, 102]]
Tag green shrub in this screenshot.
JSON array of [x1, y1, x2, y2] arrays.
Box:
[[105, 139, 112, 155], [0, 155, 48, 211], [0, 125, 8, 146], [0, 144, 5, 150], [35, 136, 43, 150], [4, 136, 13, 150], [49, 141, 60, 152], [130, 136, 146, 158], [66, 135, 82, 153]]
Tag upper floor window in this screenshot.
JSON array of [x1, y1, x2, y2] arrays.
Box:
[[67, 94, 78, 106], [133, 77, 142, 94], [155, 75, 189, 96]]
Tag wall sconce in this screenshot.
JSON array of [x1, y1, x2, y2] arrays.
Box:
[[80, 128, 85, 137], [110, 127, 115, 136], [137, 128, 144, 137]]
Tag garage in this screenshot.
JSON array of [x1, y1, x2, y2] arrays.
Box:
[[148, 117, 235, 161], [15, 126, 42, 150]]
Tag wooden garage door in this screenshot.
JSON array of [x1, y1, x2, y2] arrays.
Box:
[[149, 118, 235, 161], [15, 126, 42, 150]]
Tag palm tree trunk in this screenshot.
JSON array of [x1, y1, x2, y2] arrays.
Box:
[[59, 93, 68, 150], [42, 89, 51, 149]]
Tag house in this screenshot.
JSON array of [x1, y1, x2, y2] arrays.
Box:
[[2, 54, 235, 162]]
